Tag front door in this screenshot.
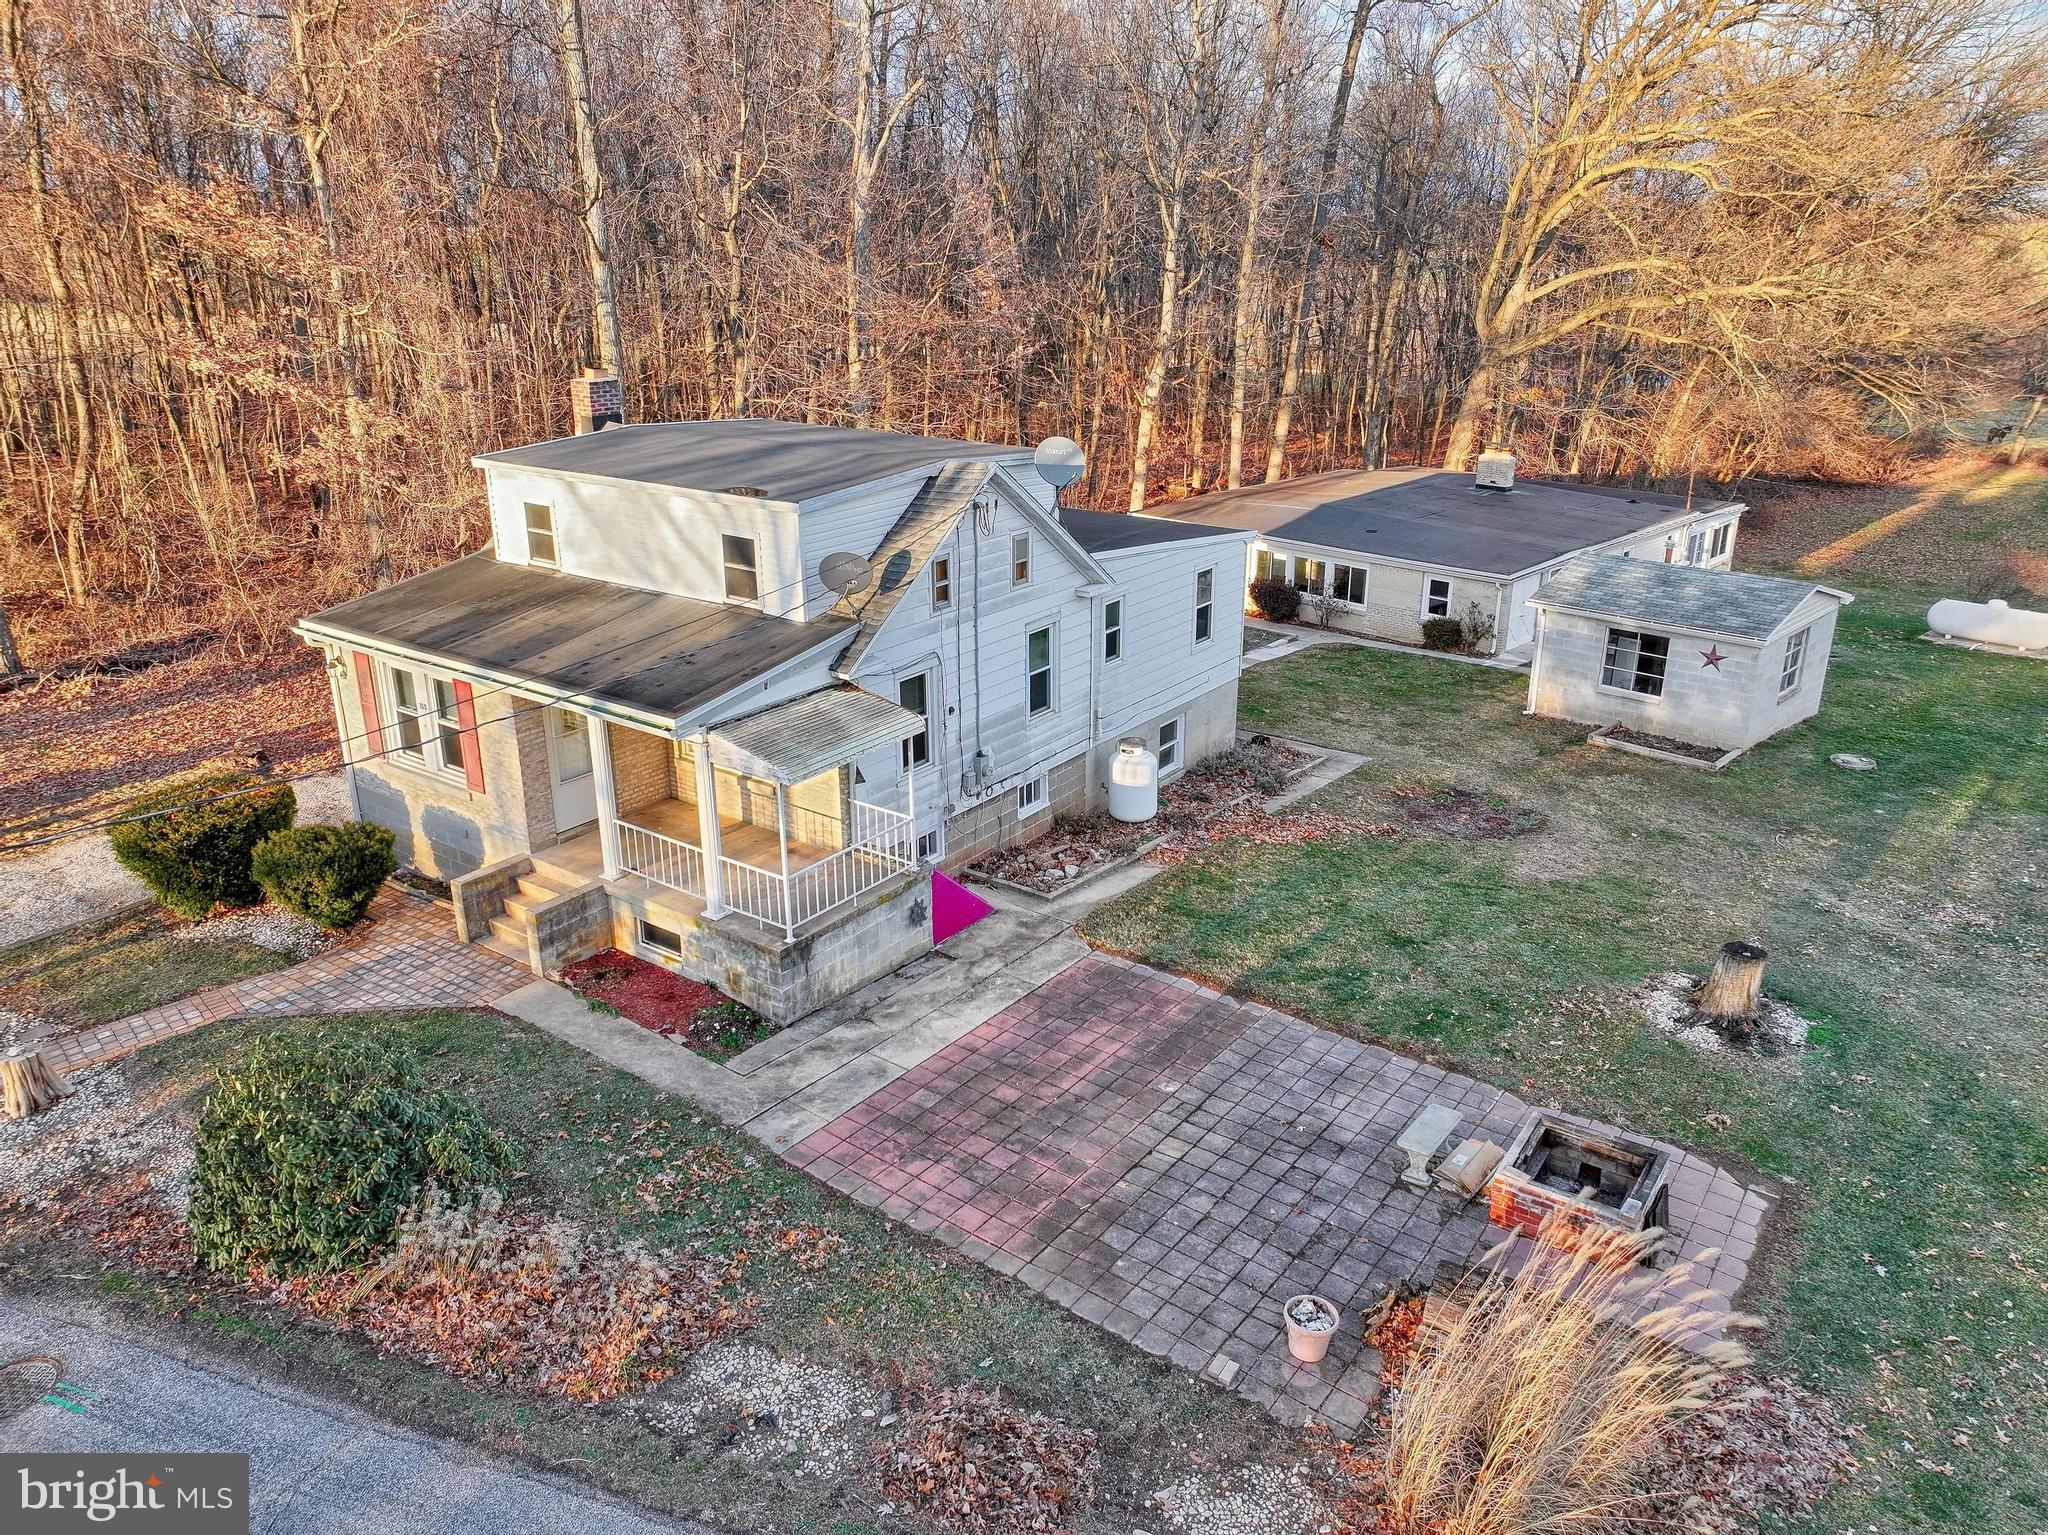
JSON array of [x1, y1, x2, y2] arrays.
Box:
[[547, 707, 599, 833]]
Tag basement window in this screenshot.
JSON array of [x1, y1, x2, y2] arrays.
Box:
[[1601, 627, 1670, 697], [638, 919, 683, 956], [1017, 774, 1049, 816], [1158, 716, 1183, 773]]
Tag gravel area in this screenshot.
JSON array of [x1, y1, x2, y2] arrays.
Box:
[[175, 906, 334, 961], [0, 1062, 196, 1207], [1151, 1462, 1330, 1535], [0, 771, 350, 951], [641, 1341, 888, 1478]]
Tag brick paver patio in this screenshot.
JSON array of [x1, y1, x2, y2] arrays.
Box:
[[44, 888, 529, 1071], [790, 952, 1769, 1430]]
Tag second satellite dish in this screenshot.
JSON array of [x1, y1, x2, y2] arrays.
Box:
[[819, 551, 874, 598], [1032, 436, 1086, 490]]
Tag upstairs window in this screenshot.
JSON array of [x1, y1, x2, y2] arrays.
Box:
[[723, 534, 759, 602], [899, 673, 931, 767], [1602, 627, 1670, 696], [1194, 568, 1215, 643], [523, 503, 558, 566], [1424, 576, 1452, 617], [932, 554, 953, 609], [1012, 533, 1031, 585], [1780, 625, 1811, 695], [1332, 564, 1367, 604], [1103, 598, 1123, 662], [1027, 626, 1054, 714]]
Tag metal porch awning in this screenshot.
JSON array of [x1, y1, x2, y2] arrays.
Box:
[[706, 687, 923, 784]]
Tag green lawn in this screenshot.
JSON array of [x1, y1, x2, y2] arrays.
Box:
[[0, 907, 293, 1030], [1086, 582, 2048, 1531], [20, 1007, 1285, 1531]]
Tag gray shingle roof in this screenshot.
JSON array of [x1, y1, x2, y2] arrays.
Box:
[[1530, 555, 1849, 641], [1155, 468, 1737, 577], [474, 419, 1026, 504], [831, 461, 991, 673], [709, 686, 923, 783], [299, 553, 849, 725]]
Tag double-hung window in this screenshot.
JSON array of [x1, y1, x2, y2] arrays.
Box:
[[1779, 625, 1811, 696], [1601, 627, 1670, 696], [1103, 598, 1123, 663], [389, 668, 427, 760], [1157, 717, 1182, 773], [1686, 529, 1707, 564], [1194, 569, 1214, 644], [432, 678, 466, 764], [899, 673, 931, 767], [1292, 557, 1324, 594], [1424, 576, 1452, 618], [1026, 626, 1054, 714], [722, 534, 759, 602], [1012, 533, 1031, 585], [524, 503, 558, 566], [1254, 548, 1283, 583], [1710, 522, 1731, 558], [1331, 564, 1367, 604], [382, 662, 468, 780], [932, 554, 953, 609]]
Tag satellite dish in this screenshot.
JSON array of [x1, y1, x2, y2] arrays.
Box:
[[819, 551, 874, 598], [1032, 436, 1086, 490]]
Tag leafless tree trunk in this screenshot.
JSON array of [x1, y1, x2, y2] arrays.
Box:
[[557, 0, 624, 378]]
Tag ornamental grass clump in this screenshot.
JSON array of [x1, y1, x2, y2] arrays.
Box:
[[188, 1029, 510, 1277], [1379, 1214, 1751, 1535]]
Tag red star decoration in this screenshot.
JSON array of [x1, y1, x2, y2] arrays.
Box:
[[1699, 646, 1727, 670]]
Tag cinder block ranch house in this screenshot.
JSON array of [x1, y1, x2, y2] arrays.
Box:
[[296, 408, 1249, 1021], [1157, 456, 1743, 657], [1526, 555, 1852, 751]]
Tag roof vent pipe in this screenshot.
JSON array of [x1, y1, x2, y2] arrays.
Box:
[[1474, 447, 1516, 492]]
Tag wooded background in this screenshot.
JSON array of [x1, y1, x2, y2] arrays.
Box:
[[2, 0, 2044, 664]]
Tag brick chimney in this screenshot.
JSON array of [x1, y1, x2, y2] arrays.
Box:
[[569, 367, 624, 435]]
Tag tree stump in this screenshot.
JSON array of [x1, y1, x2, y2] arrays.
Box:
[[0, 1048, 72, 1119], [1694, 941, 1768, 1041]]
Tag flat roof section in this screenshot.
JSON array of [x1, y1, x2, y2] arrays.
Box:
[[302, 553, 849, 724], [474, 419, 1027, 504], [1057, 506, 1247, 554], [1156, 468, 1739, 578]]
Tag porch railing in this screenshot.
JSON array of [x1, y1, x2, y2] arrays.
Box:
[[616, 799, 915, 937]]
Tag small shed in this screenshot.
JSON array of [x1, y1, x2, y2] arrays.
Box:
[[1527, 556, 1853, 751]]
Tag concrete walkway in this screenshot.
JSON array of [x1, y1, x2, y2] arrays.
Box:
[[0, 1294, 699, 1534], [1243, 620, 1532, 672]]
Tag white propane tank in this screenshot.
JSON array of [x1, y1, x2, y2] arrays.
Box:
[[1927, 596, 2048, 652], [1108, 739, 1159, 823]]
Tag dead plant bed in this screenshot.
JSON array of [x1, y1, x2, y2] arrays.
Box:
[[1589, 725, 1732, 765], [558, 949, 778, 1062], [967, 741, 1321, 893], [1388, 786, 1545, 839]]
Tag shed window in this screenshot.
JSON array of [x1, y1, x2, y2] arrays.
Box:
[[1424, 577, 1452, 618], [1194, 568, 1215, 643], [1780, 625, 1811, 696], [1332, 564, 1367, 604], [1103, 598, 1123, 662], [1602, 627, 1670, 696], [722, 534, 759, 602], [1027, 626, 1054, 714], [899, 673, 931, 767], [1012, 533, 1031, 585], [523, 503, 557, 566], [932, 555, 953, 609]]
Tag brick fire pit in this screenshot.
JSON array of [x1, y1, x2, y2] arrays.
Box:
[[1487, 1110, 1673, 1246]]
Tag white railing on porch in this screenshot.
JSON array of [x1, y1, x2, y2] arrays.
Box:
[[617, 799, 915, 937]]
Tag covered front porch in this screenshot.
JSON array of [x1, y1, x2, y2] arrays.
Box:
[[553, 687, 923, 941]]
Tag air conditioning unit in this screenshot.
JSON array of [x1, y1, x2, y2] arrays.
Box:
[[1474, 448, 1517, 492]]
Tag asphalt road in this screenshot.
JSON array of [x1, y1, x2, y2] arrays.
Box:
[[0, 1297, 698, 1534]]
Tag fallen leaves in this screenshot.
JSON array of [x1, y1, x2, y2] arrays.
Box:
[[877, 1384, 1099, 1535]]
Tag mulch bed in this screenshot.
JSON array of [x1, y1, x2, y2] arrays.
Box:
[[1388, 786, 1545, 839], [1593, 725, 1728, 764], [558, 949, 780, 1062]]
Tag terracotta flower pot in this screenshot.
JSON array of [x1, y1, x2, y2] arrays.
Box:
[[1283, 1294, 1339, 1363]]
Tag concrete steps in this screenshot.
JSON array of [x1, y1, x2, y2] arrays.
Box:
[[502, 869, 578, 926], [475, 930, 530, 967]]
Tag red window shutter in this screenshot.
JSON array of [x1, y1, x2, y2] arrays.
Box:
[[351, 651, 383, 758], [452, 679, 486, 791]]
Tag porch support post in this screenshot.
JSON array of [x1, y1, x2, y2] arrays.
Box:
[[691, 731, 727, 917], [775, 780, 794, 942], [589, 713, 621, 880]]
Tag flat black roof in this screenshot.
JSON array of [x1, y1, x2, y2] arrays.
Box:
[[1155, 468, 1737, 578], [302, 554, 847, 724], [474, 419, 1027, 504], [1057, 506, 1246, 554]]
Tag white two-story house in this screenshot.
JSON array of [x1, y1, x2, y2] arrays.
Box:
[[296, 394, 1250, 1021]]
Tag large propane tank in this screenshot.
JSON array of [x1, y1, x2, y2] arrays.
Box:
[[1926, 596, 2048, 651], [1108, 738, 1159, 823]]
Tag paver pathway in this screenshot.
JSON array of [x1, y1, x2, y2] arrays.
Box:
[[43, 887, 529, 1071], [790, 952, 1768, 1430]]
